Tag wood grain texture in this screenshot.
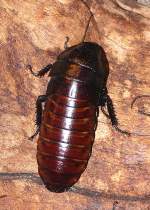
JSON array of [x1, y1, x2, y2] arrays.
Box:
[[0, 0, 150, 209]]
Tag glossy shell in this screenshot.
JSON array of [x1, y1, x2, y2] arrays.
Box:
[[37, 77, 97, 192], [37, 42, 109, 192]]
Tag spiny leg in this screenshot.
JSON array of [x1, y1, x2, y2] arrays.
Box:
[[97, 88, 109, 118], [26, 64, 52, 77], [101, 106, 109, 119], [106, 95, 130, 136], [29, 95, 47, 141], [97, 88, 130, 136]]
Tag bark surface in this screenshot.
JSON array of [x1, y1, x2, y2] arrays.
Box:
[[0, 0, 150, 209]]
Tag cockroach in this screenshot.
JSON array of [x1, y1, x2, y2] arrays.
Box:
[[26, 9, 130, 193]]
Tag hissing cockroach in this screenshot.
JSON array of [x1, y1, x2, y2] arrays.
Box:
[[26, 11, 130, 193]]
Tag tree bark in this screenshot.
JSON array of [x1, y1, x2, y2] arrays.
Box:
[[0, 0, 150, 209]]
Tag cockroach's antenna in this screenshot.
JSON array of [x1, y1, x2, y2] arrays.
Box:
[[81, 0, 94, 42], [81, 13, 93, 42]]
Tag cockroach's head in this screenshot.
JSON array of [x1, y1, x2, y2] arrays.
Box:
[[57, 42, 109, 83]]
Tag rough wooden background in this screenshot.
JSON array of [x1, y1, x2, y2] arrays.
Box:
[[0, 0, 150, 209]]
